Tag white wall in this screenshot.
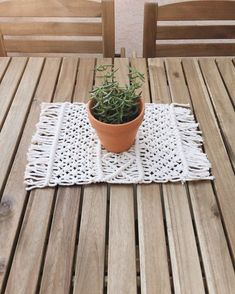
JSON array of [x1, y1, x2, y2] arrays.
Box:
[[115, 0, 148, 57]]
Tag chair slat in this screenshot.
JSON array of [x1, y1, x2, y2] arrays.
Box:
[[158, 1, 235, 21], [102, 0, 115, 58], [144, 1, 235, 57], [4, 40, 103, 54], [0, 0, 102, 17], [156, 43, 235, 57], [0, 0, 114, 57], [157, 25, 235, 40], [1, 22, 102, 36], [143, 3, 157, 58]]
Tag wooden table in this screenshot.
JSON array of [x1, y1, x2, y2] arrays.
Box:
[[0, 57, 234, 294]]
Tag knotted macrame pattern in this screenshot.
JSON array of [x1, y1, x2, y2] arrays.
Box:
[[25, 103, 213, 190]]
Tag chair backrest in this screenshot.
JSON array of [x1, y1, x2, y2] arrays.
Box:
[[0, 0, 115, 57], [143, 0, 235, 57]]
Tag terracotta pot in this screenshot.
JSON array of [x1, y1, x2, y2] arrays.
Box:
[[87, 99, 145, 153]]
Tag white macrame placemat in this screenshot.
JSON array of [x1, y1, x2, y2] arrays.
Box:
[[24, 102, 213, 190]]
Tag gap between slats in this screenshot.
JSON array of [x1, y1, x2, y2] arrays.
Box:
[[0, 58, 54, 294], [180, 58, 235, 278], [162, 58, 208, 294]]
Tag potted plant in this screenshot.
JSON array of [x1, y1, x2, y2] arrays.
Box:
[[87, 65, 145, 153]]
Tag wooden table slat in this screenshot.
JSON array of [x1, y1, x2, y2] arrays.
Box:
[[39, 188, 81, 294], [73, 58, 109, 294], [107, 58, 137, 294], [0, 57, 44, 194], [0, 57, 27, 130], [108, 186, 137, 294], [216, 58, 235, 107], [131, 58, 171, 294], [0, 56, 234, 294], [177, 58, 235, 292], [182, 58, 235, 258], [154, 58, 205, 294], [73, 185, 107, 294], [0, 57, 10, 82], [38, 57, 80, 294], [73, 58, 96, 102], [1, 57, 61, 294], [199, 58, 235, 169], [137, 185, 172, 294]]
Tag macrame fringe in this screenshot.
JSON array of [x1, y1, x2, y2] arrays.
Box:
[[24, 103, 213, 190], [172, 105, 214, 182], [24, 103, 66, 190]]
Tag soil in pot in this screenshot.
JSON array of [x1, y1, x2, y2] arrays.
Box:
[[87, 98, 145, 153]]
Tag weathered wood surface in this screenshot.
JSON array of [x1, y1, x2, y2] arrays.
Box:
[[0, 57, 234, 294]]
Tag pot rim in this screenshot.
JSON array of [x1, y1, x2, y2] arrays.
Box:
[[87, 98, 144, 128]]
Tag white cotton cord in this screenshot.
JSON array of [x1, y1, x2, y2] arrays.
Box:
[[95, 139, 104, 181], [170, 104, 189, 180], [172, 105, 214, 181], [24, 102, 68, 190], [45, 103, 67, 184], [103, 153, 136, 181], [134, 133, 145, 182], [24, 103, 213, 190]]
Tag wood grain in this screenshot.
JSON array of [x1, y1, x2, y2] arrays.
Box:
[[0, 57, 44, 194], [39, 57, 79, 294], [4, 189, 55, 294], [1, 22, 102, 36], [73, 58, 96, 102], [0, 56, 234, 294], [131, 58, 171, 294], [216, 58, 235, 106], [102, 0, 115, 58], [137, 185, 171, 294], [4, 40, 103, 54], [148, 58, 170, 103], [130, 58, 150, 103], [158, 1, 235, 21], [39, 188, 81, 294], [181, 58, 235, 260], [0, 57, 61, 293], [143, 3, 157, 58], [156, 43, 235, 57], [0, 57, 10, 80], [108, 185, 137, 294], [53, 57, 78, 102], [107, 58, 137, 294], [199, 58, 235, 169], [0, 57, 27, 129], [0, 31, 6, 56], [0, 1, 114, 57], [143, 1, 235, 57], [73, 185, 107, 294], [152, 58, 205, 294], [157, 25, 235, 40], [0, 0, 102, 17], [73, 58, 110, 294], [165, 57, 235, 292]]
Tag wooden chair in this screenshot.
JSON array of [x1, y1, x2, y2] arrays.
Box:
[[143, 0, 235, 57], [0, 0, 115, 57]]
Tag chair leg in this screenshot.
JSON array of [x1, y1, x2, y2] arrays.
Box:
[[132, 51, 137, 58], [0, 31, 6, 56], [120, 47, 126, 57]]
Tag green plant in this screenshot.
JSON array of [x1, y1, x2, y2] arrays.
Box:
[[90, 65, 145, 124]]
